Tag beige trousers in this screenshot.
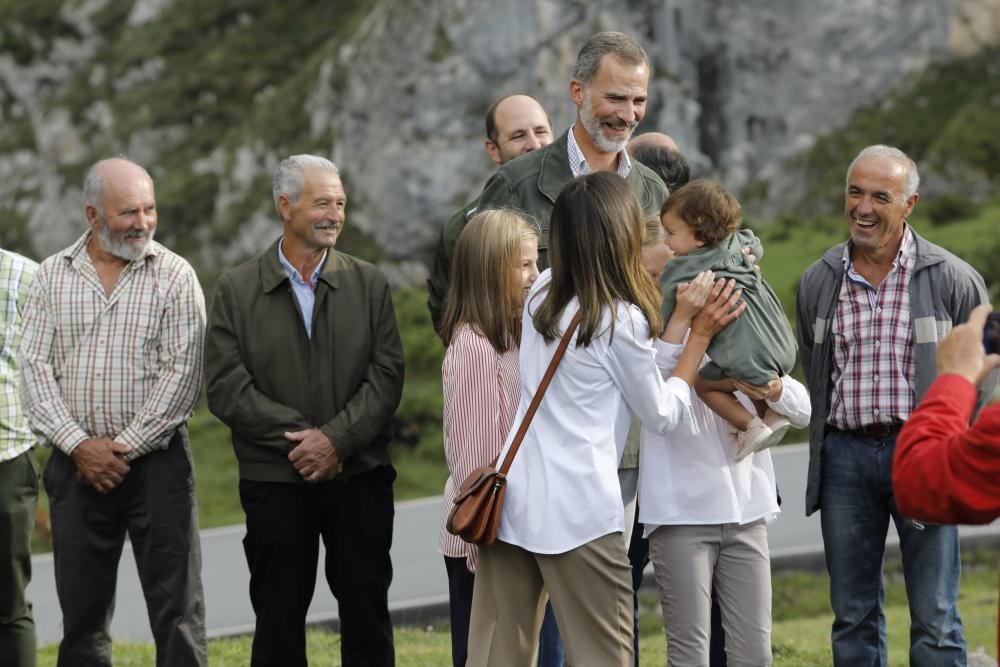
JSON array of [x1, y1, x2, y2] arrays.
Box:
[[647, 520, 772, 667], [467, 533, 634, 666]]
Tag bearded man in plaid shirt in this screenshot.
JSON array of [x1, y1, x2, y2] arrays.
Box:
[[19, 157, 207, 666], [795, 145, 992, 667]]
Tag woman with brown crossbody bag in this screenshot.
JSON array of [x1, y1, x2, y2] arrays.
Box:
[[465, 173, 745, 666]]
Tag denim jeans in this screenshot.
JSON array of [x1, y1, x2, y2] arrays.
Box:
[[820, 429, 966, 666], [537, 602, 564, 666]]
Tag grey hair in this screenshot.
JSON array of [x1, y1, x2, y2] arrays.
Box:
[[846, 145, 920, 201], [273, 155, 340, 212], [83, 156, 150, 210], [572, 31, 648, 86]]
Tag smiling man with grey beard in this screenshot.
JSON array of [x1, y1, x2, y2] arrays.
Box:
[[473, 31, 667, 272], [18, 157, 207, 667]]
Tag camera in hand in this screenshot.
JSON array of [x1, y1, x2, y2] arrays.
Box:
[[985, 312, 1000, 355]]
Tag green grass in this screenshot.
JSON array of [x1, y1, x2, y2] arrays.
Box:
[[37, 551, 998, 666]]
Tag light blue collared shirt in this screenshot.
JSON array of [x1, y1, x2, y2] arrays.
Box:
[[278, 239, 326, 339]]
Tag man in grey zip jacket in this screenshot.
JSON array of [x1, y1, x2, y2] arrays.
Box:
[[795, 144, 990, 667]]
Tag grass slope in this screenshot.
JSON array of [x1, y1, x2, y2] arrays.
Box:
[[37, 551, 999, 666]]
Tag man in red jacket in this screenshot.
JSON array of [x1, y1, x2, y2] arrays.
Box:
[[893, 303, 1000, 657]]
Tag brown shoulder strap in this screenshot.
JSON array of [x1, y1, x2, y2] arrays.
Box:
[[497, 310, 582, 476]]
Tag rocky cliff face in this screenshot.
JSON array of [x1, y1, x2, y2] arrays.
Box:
[[1, 0, 998, 281]]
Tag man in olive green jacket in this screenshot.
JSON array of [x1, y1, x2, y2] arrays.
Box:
[[472, 32, 668, 272], [205, 155, 404, 667]]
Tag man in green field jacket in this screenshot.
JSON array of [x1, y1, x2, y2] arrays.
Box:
[[472, 32, 668, 272], [205, 154, 404, 667]]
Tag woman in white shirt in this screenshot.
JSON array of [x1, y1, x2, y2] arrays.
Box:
[[639, 269, 811, 666], [466, 172, 744, 666]]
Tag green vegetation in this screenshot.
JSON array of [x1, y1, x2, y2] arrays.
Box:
[[37, 551, 998, 666], [775, 45, 1000, 218]]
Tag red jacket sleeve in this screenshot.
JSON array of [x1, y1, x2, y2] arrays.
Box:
[[893, 374, 1000, 524]]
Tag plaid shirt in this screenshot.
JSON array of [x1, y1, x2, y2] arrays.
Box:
[[19, 232, 206, 460], [567, 124, 632, 178], [828, 226, 916, 429], [1, 248, 38, 462]]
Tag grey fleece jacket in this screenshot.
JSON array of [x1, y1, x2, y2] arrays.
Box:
[[794, 227, 992, 515]]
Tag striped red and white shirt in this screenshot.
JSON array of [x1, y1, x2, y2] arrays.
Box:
[[438, 323, 520, 572], [19, 232, 206, 460], [828, 226, 916, 430]]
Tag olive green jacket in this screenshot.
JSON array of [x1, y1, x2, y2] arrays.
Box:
[[425, 130, 670, 332], [426, 199, 477, 336], [205, 238, 405, 483]]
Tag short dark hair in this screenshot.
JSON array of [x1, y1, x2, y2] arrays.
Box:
[[660, 179, 742, 247], [573, 32, 649, 86], [484, 93, 545, 145], [630, 144, 691, 192]]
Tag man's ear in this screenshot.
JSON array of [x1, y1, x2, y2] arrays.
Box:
[[484, 139, 502, 165], [277, 194, 291, 223], [85, 205, 100, 230], [903, 192, 919, 219], [570, 79, 585, 108]]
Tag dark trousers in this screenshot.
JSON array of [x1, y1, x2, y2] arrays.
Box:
[[240, 465, 396, 667], [44, 430, 206, 667], [0, 449, 39, 667], [444, 556, 474, 667]]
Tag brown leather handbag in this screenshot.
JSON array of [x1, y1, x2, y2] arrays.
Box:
[[446, 311, 582, 547]]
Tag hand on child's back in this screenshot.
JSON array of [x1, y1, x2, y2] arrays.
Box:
[[675, 270, 715, 316]]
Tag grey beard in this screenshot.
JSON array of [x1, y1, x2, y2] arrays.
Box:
[[580, 105, 632, 155], [96, 223, 153, 261]]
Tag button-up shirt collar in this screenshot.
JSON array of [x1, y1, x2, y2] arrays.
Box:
[[567, 124, 632, 179], [278, 239, 326, 339]]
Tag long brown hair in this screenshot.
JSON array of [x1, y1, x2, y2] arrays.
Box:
[[440, 209, 537, 352], [532, 172, 663, 346]]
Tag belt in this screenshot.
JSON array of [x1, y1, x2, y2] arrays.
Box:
[[839, 423, 903, 440]]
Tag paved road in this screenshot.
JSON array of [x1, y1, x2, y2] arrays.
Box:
[[28, 444, 1000, 643]]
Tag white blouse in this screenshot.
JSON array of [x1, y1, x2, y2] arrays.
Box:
[[638, 340, 812, 531], [496, 271, 692, 554]]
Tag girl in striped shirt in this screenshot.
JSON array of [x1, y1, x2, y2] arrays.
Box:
[[437, 209, 539, 667]]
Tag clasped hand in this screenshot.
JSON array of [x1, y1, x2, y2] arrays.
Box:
[[71, 438, 131, 493], [286, 428, 343, 483]]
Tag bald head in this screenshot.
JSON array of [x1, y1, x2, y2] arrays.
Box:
[[484, 94, 553, 165], [628, 132, 680, 155], [84, 158, 153, 210], [628, 133, 691, 192]]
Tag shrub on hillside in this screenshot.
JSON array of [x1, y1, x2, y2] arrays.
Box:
[[926, 194, 980, 226]]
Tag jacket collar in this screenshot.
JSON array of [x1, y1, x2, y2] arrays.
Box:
[[261, 236, 343, 293], [536, 130, 574, 205], [821, 225, 947, 274], [535, 129, 650, 205]]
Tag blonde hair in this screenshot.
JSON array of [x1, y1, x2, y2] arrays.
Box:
[[643, 215, 665, 247], [533, 172, 663, 346], [441, 209, 538, 352]]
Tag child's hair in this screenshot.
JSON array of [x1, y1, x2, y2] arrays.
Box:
[[440, 209, 538, 352], [660, 179, 742, 246], [643, 215, 665, 247], [532, 172, 663, 346]]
